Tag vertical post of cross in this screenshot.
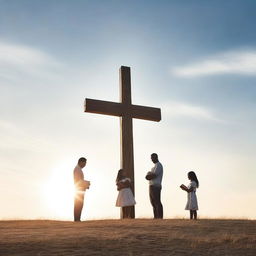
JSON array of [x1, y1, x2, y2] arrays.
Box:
[[84, 66, 161, 219], [119, 66, 135, 218]]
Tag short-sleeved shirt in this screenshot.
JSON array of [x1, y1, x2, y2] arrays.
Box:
[[73, 165, 84, 191], [149, 161, 163, 187], [188, 181, 197, 192]]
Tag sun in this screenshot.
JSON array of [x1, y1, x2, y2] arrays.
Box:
[[42, 165, 75, 220]]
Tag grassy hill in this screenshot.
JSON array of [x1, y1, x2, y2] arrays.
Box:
[[0, 219, 255, 255]]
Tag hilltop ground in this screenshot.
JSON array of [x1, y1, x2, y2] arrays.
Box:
[[0, 219, 255, 256]]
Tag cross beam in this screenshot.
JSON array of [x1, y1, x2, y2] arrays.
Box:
[[85, 98, 161, 121], [84, 66, 161, 218]]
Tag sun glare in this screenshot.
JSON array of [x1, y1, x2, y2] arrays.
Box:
[[42, 165, 75, 220]]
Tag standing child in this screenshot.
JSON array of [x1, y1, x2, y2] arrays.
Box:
[[115, 169, 136, 218], [180, 171, 199, 220]]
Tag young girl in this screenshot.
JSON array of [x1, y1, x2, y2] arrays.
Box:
[[115, 169, 136, 218], [180, 171, 199, 220]]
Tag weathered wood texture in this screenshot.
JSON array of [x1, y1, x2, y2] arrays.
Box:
[[119, 67, 135, 218], [85, 100, 161, 121], [84, 66, 161, 218], [85, 99, 122, 116]]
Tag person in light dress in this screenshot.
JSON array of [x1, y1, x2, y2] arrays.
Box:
[[180, 171, 199, 220], [115, 169, 136, 218]]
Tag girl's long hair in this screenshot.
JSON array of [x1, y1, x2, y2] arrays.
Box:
[[188, 171, 199, 188], [116, 169, 125, 183]]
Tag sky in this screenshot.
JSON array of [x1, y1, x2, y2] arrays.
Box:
[[0, 0, 255, 220]]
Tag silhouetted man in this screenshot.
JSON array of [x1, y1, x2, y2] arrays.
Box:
[[73, 157, 90, 222], [145, 153, 163, 219]]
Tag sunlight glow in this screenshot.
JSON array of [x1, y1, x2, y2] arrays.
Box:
[[42, 164, 75, 220]]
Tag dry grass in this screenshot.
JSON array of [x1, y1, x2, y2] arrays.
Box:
[[0, 219, 255, 255]]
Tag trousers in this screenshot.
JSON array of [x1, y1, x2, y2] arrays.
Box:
[[149, 185, 163, 219], [74, 191, 85, 221]]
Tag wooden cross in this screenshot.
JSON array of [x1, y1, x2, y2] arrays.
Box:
[[84, 66, 161, 218]]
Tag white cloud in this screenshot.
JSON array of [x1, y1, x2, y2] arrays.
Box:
[[0, 119, 56, 153], [163, 101, 223, 122], [0, 42, 55, 66], [171, 49, 256, 77], [0, 41, 61, 81]]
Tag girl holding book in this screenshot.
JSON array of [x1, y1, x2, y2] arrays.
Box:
[[180, 171, 199, 220]]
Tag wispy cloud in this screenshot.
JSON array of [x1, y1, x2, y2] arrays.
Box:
[[0, 119, 56, 153], [0, 41, 61, 81], [163, 102, 223, 122], [171, 49, 256, 77]]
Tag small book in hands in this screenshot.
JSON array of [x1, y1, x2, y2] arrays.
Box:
[[180, 184, 187, 190], [145, 172, 155, 180], [83, 180, 90, 190]]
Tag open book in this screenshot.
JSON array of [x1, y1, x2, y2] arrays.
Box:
[[180, 184, 187, 190]]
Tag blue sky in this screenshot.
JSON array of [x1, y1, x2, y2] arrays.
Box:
[[0, 0, 255, 219]]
